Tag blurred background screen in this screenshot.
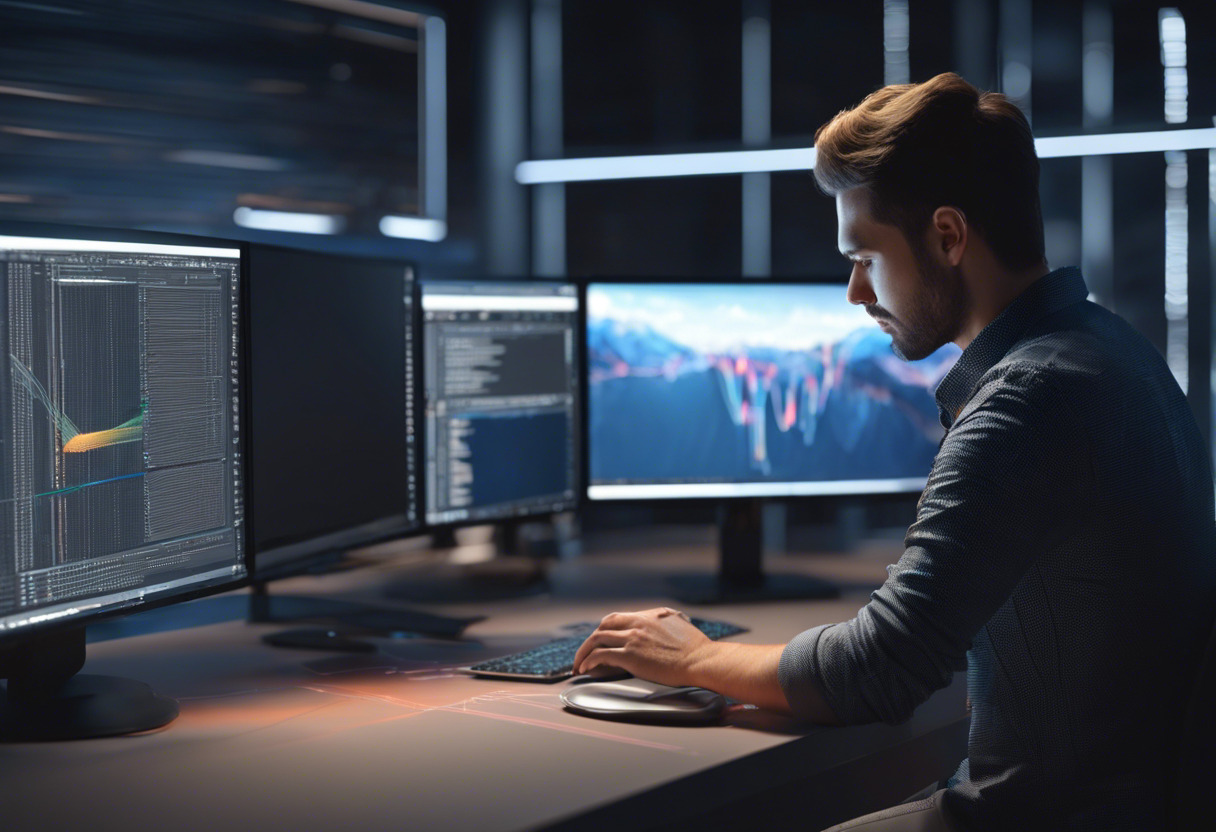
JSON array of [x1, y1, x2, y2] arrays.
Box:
[[0, 0, 424, 241]]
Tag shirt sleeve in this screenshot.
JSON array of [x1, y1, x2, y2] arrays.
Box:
[[778, 366, 1088, 724]]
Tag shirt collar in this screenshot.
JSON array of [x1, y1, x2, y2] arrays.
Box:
[[935, 266, 1089, 429]]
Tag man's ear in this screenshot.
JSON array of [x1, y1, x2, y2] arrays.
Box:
[[931, 206, 967, 266]]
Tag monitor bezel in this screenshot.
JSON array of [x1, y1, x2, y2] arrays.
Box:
[[577, 275, 941, 505], [245, 244, 425, 581], [418, 277, 583, 531], [0, 221, 253, 646]]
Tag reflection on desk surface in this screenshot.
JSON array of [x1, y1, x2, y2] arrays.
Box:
[[2, 536, 969, 832]]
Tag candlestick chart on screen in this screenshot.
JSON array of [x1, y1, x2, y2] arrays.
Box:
[[587, 285, 960, 486]]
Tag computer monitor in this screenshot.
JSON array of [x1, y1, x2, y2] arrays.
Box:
[[245, 246, 479, 644], [0, 224, 247, 739], [421, 281, 580, 527], [248, 245, 420, 578], [585, 280, 960, 601]]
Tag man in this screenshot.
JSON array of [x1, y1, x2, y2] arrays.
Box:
[[572, 73, 1216, 831]]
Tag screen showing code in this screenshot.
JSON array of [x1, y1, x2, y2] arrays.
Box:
[[423, 283, 578, 524]]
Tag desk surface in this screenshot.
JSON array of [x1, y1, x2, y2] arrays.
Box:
[[1, 531, 969, 832]]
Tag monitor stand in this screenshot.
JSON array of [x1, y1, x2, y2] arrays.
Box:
[[665, 499, 839, 604], [0, 627, 178, 741], [380, 520, 552, 605], [250, 576, 485, 652]]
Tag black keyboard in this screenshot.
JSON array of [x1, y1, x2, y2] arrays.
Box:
[[465, 617, 748, 681]]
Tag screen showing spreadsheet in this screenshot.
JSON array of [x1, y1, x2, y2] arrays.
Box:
[[0, 231, 245, 635]]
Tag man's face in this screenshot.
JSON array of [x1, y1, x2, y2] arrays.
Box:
[[836, 187, 966, 361]]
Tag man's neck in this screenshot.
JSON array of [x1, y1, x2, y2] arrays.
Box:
[[954, 261, 1050, 350]]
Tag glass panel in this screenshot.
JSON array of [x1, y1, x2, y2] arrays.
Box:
[[567, 177, 741, 276], [771, 171, 844, 278], [563, 4, 741, 150], [770, 3, 883, 142]]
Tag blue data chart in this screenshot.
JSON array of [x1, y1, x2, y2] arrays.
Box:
[[587, 283, 960, 499]]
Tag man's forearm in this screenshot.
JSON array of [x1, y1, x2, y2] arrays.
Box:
[[686, 641, 841, 724]]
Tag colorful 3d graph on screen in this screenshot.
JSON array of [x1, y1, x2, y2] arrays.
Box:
[[10, 355, 144, 453]]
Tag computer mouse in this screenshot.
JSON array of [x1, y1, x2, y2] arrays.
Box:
[[561, 680, 727, 724], [570, 665, 633, 683]]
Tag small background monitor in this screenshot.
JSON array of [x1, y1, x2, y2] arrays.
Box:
[[248, 245, 419, 578], [421, 281, 580, 526], [586, 281, 961, 501]]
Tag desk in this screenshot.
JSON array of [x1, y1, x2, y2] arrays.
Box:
[[0, 531, 968, 832]]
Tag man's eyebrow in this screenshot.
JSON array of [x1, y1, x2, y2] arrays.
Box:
[[839, 246, 867, 259]]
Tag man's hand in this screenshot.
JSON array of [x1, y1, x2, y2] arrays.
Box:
[[571, 607, 835, 722], [572, 607, 711, 688]]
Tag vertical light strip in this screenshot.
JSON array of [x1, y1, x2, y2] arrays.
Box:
[[1159, 8, 1187, 124], [1081, 2, 1114, 309], [1160, 9, 1188, 393], [999, 0, 1033, 125], [953, 0, 992, 90], [1165, 149, 1189, 392], [381, 17, 449, 245], [531, 0, 565, 276], [741, 4, 771, 277], [883, 0, 910, 85], [423, 15, 448, 221], [741, 12, 771, 147], [1209, 135, 1216, 473], [482, 2, 530, 273]]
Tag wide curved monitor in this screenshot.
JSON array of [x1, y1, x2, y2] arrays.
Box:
[[586, 281, 960, 501]]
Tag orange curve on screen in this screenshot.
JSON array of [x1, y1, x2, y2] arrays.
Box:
[[62, 424, 143, 453]]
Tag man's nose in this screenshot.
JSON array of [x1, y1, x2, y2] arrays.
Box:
[[846, 264, 876, 306]]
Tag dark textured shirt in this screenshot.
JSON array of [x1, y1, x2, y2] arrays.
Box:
[[778, 267, 1216, 830]]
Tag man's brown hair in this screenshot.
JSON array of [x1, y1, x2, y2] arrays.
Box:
[[814, 72, 1045, 272]]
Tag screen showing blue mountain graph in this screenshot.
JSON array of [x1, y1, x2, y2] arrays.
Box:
[[586, 283, 961, 499]]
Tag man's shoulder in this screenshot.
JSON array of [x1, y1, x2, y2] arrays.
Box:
[[958, 302, 1171, 427], [985, 302, 1166, 397]]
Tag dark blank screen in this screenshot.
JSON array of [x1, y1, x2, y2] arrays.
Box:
[[249, 246, 415, 553]]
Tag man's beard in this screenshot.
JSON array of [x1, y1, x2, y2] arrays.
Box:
[[885, 247, 966, 361]]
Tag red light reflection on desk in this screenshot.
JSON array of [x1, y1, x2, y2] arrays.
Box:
[[172, 675, 696, 756]]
